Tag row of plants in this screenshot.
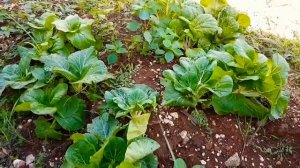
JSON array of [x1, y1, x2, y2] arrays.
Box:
[[131, 0, 290, 120], [0, 10, 161, 167]]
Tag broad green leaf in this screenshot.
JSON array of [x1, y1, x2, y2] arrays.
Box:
[[217, 7, 240, 40], [212, 93, 269, 119], [174, 158, 187, 168], [54, 97, 85, 131], [15, 102, 32, 112], [124, 138, 160, 163], [104, 137, 127, 163], [87, 113, 121, 139], [34, 117, 62, 140], [66, 26, 96, 49], [139, 154, 158, 168], [53, 15, 82, 32], [186, 48, 206, 60], [188, 14, 221, 38], [65, 134, 100, 167], [29, 12, 58, 30], [127, 113, 151, 141], [50, 83, 68, 104], [127, 20, 141, 31]]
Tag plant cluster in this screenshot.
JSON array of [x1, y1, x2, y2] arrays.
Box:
[[132, 0, 250, 62], [144, 0, 290, 119]]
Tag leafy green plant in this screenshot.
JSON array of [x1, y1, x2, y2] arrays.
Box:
[[0, 47, 36, 96], [53, 14, 96, 49], [101, 84, 158, 140], [161, 56, 233, 107], [105, 40, 128, 65], [15, 83, 86, 137], [41, 46, 113, 92], [162, 38, 290, 119], [61, 113, 160, 168]]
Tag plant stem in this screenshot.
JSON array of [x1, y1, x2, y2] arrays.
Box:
[[158, 119, 176, 161]]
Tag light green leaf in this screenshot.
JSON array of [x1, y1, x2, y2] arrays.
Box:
[[87, 113, 121, 139], [50, 83, 68, 104], [108, 53, 118, 65], [124, 138, 160, 163], [127, 20, 141, 31], [165, 52, 175, 63], [127, 113, 151, 141], [143, 31, 152, 43], [66, 26, 95, 49], [174, 158, 187, 168]]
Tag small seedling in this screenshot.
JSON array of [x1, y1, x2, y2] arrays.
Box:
[[105, 40, 127, 65]]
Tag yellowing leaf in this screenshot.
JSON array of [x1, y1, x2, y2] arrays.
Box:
[[127, 113, 151, 141], [237, 13, 251, 29]]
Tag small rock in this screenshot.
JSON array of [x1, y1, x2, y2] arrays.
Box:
[[163, 118, 174, 126], [200, 160, 206, 165], [170, 112, 178, 119], [13, 159, 26, 168], [49, 161, 55, 167], [26, 154, 35, 165], [179, 130, 189, 144], [225, 152, 240, 167], [276, 161, 281, 165]]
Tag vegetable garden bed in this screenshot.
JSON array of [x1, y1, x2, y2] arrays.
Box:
[[0, 0, 300, 167]]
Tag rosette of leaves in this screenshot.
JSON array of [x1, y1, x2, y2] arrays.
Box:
[[15, 83, 86, 138], [53, 14, 96, 49], [27, 12, 68, 59], [0, 47, 36, 96], [105, 40, 128, 65], [144, 27, 184, 62], [161, 56, 233, 107], [41, 47, 114, 92], [207, 39, 290, 119], [101, 84, 158, 140], [61, 113, 160, 168]]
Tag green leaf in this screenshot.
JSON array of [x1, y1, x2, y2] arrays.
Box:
[[124, 138, 160, 163], [186, 14, 220, 38], [127, 113, 151, 141], [15, 102, 32, 112], [104, 137, 127, 163], [212, 93, 270, 119], [139, 11, 150, 20], [87, 113, 121, 139], [108, 53, 118, 65], [50, 83, 68, 104], [139, 154, 158, 168], [174, 158, 187, 168], [237, 13, 251, 29], [66, 26, 96, 49], [163, 40, 172, 48], [65, 134, 100, 166], [53, 15, 83, 32], [165, 52, 175, 63], [143, 31, 152, 43], [127, 20, 141, 31], [41, 47, 113, 88], [217, 7, 240, 40], [34, 117, 62, 140], [201, 0, 228, 17], [270, 91, 289, 119], [54, 97, 86, 131], [103, 84, 157, 117], [31, 102, 57, 115]]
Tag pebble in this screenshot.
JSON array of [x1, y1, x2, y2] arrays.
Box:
[[259, 155, 264, 162], [26, 154, 35, 165], [170, 112, 178, 119], [225, 152, 240, 167], [13, 159, 26, 168], [200, 160, 206, 165], [49, 161, 55, 167]]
